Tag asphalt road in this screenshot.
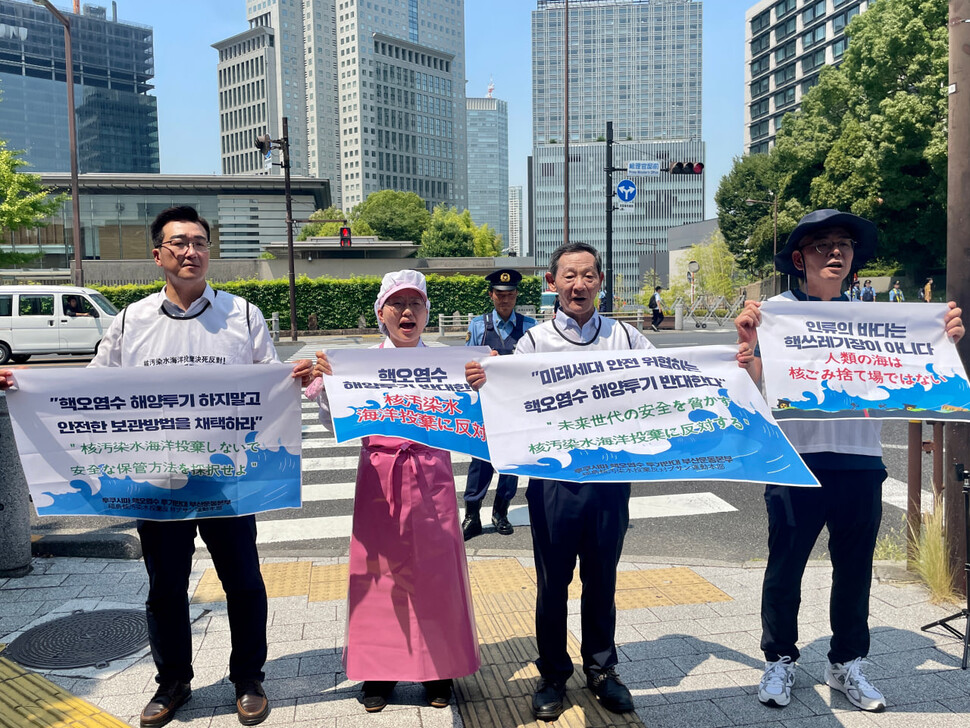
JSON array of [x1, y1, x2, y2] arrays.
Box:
[[18, 327, 939, 563]]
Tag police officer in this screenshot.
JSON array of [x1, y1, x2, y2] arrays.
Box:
[[461, 269, 537, 541]]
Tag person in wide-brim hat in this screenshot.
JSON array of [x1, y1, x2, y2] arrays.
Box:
[[774, 209, 877, 279]]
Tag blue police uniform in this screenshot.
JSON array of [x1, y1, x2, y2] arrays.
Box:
[[464, 309, 536, 508]]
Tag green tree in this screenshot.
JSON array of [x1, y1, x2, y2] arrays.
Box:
[[0, 140, 63, 266], [297, 206, 374, 240], [352, 190, 431, 242], [472, 222, 502, 257], [418, 205, 474, 257], [652, 232, 751, 305]]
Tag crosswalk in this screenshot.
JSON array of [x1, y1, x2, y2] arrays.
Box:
[[238, 344, 932, 552]]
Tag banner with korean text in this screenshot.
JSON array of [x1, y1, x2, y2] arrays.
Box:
[[322, 346, 492, 459], [759, 301, 970, 420], [477, 346, 817, 486], [6, 364, 302, 520]]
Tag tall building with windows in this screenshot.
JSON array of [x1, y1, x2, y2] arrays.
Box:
[[217, 0, 467, 214], [466, 95, 508, 245], [0, 0, 159, 173], [745, 0, 870, 154], [508, 185, 523, 255], [530, 0, 704, 295]]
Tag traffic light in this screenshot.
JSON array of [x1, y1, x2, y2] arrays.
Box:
[[255, 134, 273, 154], [339, 226, 352, 248], [668, 162, 704, 175]]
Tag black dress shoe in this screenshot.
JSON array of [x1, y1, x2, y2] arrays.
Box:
[[586, 667, 634, 713], [532, 677, 566, 721], [235, 679, 270, 725], [361, 681, 396, 713], [423, 679, 452, 708], [140, 681, 191, 728], [491, 498, 514, 536], [462, 513, 483, 540]]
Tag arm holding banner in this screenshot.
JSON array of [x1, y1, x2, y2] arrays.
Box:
[[734, 300, 763, 385], [944, 301, 965, 344], [464, 351, 496, 392]]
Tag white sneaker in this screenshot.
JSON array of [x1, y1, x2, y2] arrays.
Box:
[[825, 658, 886, 712], [758, 656, 795, 707]]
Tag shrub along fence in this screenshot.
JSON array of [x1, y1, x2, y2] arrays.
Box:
[[95, 274, 543, 332]]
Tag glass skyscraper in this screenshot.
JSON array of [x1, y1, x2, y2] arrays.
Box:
[[466, 96, 508, 246], [0, 1, 159, 173], [531, 0, 703, 295]]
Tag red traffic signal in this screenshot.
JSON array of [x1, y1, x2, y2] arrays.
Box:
[[668, 162, 704, 175], [339, 226, 352, 247]]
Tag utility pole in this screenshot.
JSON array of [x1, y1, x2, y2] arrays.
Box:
[[945, 1, 970, 594], [603, 121, 624, 314], [563, 0, 570, 246]]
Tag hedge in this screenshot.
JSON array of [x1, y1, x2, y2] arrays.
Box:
[[94, 274, 543, 331]]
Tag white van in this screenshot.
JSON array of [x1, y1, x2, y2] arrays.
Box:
[[0, 285, 119, 364]]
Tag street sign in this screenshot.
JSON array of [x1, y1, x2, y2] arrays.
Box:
[[263, 150, 272, 171], [627, 160, 660, 177], [616, 179, 637, 204]]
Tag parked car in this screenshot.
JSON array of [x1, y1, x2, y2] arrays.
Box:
[[0, 285, 119, 364]]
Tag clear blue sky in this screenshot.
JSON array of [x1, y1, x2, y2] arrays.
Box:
[[131, 0, 752, 219]]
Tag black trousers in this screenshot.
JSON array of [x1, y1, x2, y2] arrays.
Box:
[[463, 457, 518, 503], [138, 515, 268, 684], [651, 308, 664, 328], [761, 468, 885, 664], [527, 479, 630, 682]]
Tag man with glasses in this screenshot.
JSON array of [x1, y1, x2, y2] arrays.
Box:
[[735, 209, 963, 713], [89, 206, 312, 727]]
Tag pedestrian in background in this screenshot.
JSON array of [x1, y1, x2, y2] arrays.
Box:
[[923, 277, 933, 302], [649, 285, 665, 331], [889, 281, 905, 302]]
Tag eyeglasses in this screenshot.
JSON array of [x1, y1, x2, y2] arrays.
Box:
[[383, 298, 426, 312], [157, 237, 211, 253], [799, 239, 856, 256]]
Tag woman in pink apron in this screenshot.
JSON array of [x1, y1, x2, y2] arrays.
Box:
[[310, 270, 479, 713]]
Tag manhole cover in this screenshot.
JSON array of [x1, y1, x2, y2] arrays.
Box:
[[5, 609, 149, 669]]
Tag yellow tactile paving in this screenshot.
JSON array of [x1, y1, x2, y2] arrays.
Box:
[[0, 656, 129, 728], [308, 563, 349, 603], [191, 561, 313, 603]]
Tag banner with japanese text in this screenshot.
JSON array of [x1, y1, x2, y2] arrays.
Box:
[[759, 301, 970, 420], [6, 364, 302, 520], [477, 346, 817, 486], [322, 346, 492, 458]]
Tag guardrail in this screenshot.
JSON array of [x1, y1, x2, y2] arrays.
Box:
[[438, 312, 475, 335]]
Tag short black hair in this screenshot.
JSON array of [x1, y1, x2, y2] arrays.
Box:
[[150, 206, 210, 248], [655, 286, 662, 292], [548, 242, 602, 277]]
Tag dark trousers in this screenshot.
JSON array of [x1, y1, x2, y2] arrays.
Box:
[[651, 308, 664, 328], [138, 515, 268, 685], [463, 457, 518, 503], [527, 479, 631, 682], [761, 468, 885, 664]]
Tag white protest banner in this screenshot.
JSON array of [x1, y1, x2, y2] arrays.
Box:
[[758, 301, 970, 420], [323, 346, 492, 459], [478, 346, 817, 486], [6, 364, 302, 520]]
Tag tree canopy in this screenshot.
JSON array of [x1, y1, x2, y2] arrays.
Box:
[[417, 205, 503, 258], [352, 189, 431, 242], [297, 206, 374, 240], [0, 139, 63, 266], [716, 0, 947, 276]]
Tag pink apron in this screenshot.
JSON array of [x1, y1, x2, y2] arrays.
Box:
[[343, 435, 480, 681]]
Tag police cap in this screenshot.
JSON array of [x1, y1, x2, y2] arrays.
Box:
[[485, 268, 522, 291]]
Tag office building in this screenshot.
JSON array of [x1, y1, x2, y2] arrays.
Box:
[[508, 185, 523, 255], [0, 1, 159, 173], [745, 0, 870, 154], [530, 0, 704, 295], [217, 0, 467, 213], [0, 173, 330, 265], [466, 95, 509, 245]]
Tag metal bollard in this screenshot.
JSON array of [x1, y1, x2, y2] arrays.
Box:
[[438, 313, 445, 337], [0, 394, 31, 577], [674, 301, 684, 331], [271, 312, 280, 344]]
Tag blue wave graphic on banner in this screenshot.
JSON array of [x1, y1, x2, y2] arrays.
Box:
[[775, 364, 970, 419], [497, 395, 816, 485], [36, 432, 301, 520], [331, 390, 491, 459]]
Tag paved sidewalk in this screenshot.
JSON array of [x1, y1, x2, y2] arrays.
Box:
[[1, 552, 968, 728]]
